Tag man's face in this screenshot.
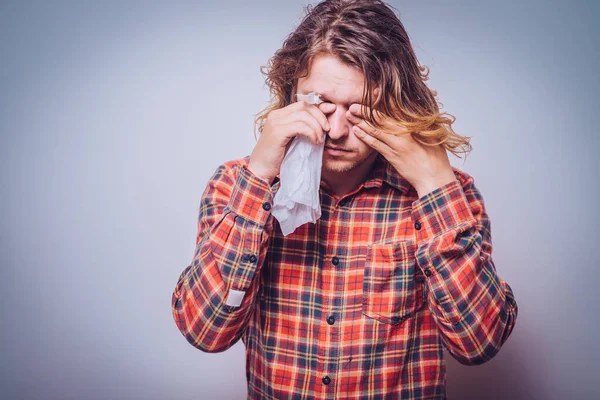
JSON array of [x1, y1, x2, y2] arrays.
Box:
[[297, 54, 378, 175]]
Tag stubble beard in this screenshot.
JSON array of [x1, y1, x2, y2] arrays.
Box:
[[322, 150, 376, 174]]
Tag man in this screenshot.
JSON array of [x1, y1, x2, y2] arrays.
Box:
[[171, 0, 518, 398]]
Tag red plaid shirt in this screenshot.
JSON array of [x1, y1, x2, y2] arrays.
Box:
[[172, 154, 518, 399]]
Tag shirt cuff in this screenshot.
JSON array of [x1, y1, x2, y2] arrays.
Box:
[[227, 165, 275, 227], [411, 178, 477, 246]]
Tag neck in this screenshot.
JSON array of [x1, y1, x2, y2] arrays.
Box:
[[321, 153, 379, 197]]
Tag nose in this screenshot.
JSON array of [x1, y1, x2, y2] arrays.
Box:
[[325, 106, 351, 141]]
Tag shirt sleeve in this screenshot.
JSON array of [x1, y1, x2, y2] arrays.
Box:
[[171, 162, 275, 353], [411, 170, 518, 365]]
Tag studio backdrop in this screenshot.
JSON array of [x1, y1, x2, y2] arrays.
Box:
[[1, 1, 598, 399]]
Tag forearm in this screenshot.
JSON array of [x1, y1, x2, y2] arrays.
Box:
[[412, 175, 518, 365], [419, 239, 518, 365], [171, 163, 275, 353]]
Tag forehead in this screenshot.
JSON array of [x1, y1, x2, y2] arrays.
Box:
[[297, 54, 366, 104]]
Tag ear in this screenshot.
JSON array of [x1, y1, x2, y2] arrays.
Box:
[[372, 86, 381, 101]]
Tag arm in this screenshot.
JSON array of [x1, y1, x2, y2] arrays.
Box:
[[412, 170, 518, 365], [171, 161, 275, 353]]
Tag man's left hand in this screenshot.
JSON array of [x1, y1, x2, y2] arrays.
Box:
[[347, 103, 457, 198]]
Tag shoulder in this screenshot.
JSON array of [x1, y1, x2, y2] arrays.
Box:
[[210, 156, 251, 178], [199, 156, 252, 193], [218, 155, 250, 172]]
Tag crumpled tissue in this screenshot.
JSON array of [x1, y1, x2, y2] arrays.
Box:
[[271, 92, 324, 236]]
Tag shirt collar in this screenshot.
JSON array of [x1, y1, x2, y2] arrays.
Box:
[[361, 153, 412, 195]]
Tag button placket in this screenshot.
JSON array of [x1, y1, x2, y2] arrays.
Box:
[[322, 196, 347, 391]]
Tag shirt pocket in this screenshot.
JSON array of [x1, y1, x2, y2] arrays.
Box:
[[362, 241, 424, 325]]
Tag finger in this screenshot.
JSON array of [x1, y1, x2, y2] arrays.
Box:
[[318, 102, 336, 114], [298, 110, 326, 143], [346, 112, 394, 147], [348, 103, 370, 119], [353, 125, 393, 156], [349, 103, 379, 119], [287, 120, 321, 145], [293, 99, 334, 133], [304, 103, 332, 133], [281, 110, 324, 143], [347, 109, 408, 147], [348, 103, 403, 133], [290, 98, 330, 130]]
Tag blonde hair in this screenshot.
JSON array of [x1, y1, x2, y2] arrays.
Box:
[[253, 0, 472, 160]]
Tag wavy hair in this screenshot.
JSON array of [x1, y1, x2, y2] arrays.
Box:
[[253, 0, 472, 159]]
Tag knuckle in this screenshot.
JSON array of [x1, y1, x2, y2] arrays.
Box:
[[306, 110, 318, 123]]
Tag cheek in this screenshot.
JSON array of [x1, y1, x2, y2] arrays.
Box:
[[353, 137, 377, 159], [349, 131, 370, 152]]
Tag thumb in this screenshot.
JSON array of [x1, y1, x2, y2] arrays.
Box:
[[318, 102, 336, 113]]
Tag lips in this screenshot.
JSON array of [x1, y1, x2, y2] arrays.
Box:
[[325, 146, 349, 152]]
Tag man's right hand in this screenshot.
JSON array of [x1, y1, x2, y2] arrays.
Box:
[[248, 100, 336, 184]]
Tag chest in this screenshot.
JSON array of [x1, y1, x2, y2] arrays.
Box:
[[260, 187, 425, 323]]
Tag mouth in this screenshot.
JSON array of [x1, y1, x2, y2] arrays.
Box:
[[325, 146, 349, 152], [325, 146, 350, 156]]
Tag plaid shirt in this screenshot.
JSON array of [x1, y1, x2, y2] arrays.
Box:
[[171, 154, 518, 399]]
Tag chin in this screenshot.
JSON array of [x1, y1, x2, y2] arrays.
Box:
[[322, 158, 361, 174], [322, 151, 374, 174]]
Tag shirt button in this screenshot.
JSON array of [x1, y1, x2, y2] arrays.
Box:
[[322, 376, 331, 385], [414, 221, 421, 230], [249, 254, 257, 263], [424, 268, 432, 277], [262, 202, 271, 211], [331, 256, 339, 266], [327, 315, 335, 325]]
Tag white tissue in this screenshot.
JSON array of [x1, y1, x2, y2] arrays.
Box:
[[271, 92, 324, 236]]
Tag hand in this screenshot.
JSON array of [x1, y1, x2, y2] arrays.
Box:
[[248, 100, 335, 184], [346, 103, 457, 197]]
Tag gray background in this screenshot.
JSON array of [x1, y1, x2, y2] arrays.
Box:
[[1, 1, 598, 399]]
